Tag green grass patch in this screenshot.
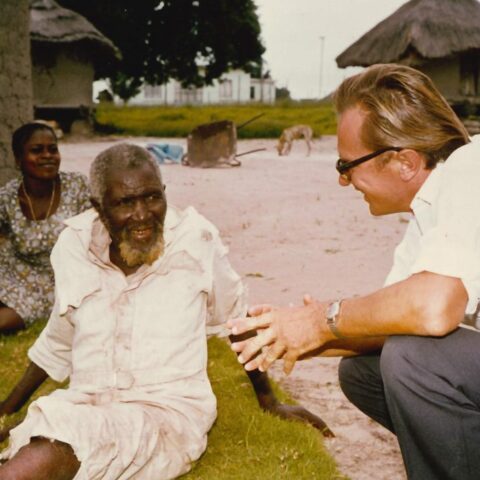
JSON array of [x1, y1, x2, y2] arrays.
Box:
[[95, 101, 337, 138], [0, 321, 61, 445], [0, 328, 343, 479], [183, 337, 343, 479]]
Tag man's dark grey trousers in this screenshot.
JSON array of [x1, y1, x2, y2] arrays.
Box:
[[339, 328, 480, 480]]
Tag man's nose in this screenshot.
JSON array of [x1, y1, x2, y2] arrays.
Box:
[[338, 173, 351, 187], [132, 199, 149, 220]]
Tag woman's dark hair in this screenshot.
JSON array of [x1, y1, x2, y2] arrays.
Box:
[[11, 122, 57, 159]]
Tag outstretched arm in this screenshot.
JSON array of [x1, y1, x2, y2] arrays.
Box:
[[229, 273, 467, 374], [207, 232, 334, 436], [229, 330, 334, 437], [0, 362, 48, 442]]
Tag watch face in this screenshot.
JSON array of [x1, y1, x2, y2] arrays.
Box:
[[327, 301, 340, 319]]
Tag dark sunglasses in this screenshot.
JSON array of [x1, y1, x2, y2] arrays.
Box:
[[336, 147, 403, 175]]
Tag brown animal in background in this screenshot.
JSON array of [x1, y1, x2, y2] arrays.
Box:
[[276, 124, 313, 156]]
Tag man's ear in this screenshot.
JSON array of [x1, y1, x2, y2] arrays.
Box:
[[397, 149, 425, 182]]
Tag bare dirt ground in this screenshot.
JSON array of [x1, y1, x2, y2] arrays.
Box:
[[60, 135, 407, 480]]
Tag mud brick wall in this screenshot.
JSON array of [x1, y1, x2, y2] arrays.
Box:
[[0, 0, 33, 186]]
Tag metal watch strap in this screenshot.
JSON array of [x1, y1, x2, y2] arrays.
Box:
[[326, 300, 345, 338]]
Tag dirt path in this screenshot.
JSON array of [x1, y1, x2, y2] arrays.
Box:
[[60, 135, 407, 479]]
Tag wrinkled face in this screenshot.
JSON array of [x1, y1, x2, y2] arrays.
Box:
[[337, 107, 403, 216], [17, 129, 60, 180], [99, 163, 167, 269]]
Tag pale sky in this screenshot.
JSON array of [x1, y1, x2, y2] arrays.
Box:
[[254, 0, 408, 99]]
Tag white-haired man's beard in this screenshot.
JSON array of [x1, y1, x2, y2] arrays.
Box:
[[118, 225, 165, 267]]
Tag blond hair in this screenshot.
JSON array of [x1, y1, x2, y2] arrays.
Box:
[[333, 64, 469, 168]]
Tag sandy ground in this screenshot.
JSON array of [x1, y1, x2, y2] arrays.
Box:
[[60, 135, 407, 480]]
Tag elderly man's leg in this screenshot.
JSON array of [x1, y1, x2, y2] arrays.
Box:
[[0, 437, 80, 480], [0, 303, 25, 333], [381, 330, 480, 480], [338, 351, 394, 432]]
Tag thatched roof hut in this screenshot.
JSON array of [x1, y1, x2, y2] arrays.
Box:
[[336, 0, 480, 67], [29, 0, 120, 130], [336, 0, 480, 109], [30, 0, 119, 76]]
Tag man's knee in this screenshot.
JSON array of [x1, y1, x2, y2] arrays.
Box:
[[338, 354, 380, 401], [338, 356, 358, 397], [380, 336, 412, 379], [0, 438, 80, 480], [380, 335, 433, 395]]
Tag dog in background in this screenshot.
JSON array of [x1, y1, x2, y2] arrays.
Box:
[[276, 124, 313, 156]]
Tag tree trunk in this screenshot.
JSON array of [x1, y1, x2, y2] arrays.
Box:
[[0, 0, 33, 186]]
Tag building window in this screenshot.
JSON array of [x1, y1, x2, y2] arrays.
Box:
[[250, 86, 256, 100], [219, 79, 232, 98], [145, 84, 162, 98], [145, 85, 154, 98], [174, 85, 203, 104]]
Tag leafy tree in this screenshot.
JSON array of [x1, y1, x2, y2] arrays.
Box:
[[275, 87, 291, 101], [57, 0, 265, 101], [109, 74, 142, 105]]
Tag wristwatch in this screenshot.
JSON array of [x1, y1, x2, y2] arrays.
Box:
[[326, 300, 345, 338]]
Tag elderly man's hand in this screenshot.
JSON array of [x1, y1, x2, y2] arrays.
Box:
[[228, 295, 332, 374], [0, 402, 19, 443]]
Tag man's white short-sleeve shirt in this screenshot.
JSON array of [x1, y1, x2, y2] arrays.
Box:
[[385, 136, 480, 327]]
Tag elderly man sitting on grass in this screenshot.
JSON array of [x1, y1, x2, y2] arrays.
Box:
[[0, 144, 330, 480]]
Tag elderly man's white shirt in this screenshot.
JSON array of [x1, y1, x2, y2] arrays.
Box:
[[7, 205, 246, 477], [384, 136, 480, 327]]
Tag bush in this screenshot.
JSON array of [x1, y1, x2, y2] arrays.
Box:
[[94, 102, 337, 138]]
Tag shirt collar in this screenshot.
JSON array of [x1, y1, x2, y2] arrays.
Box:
[[409, 163, 444, 233], [410, 163, 444, 211], [163, 204, 183, 248]]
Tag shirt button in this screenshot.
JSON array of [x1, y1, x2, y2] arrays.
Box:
[[116, 371, 134, 389]]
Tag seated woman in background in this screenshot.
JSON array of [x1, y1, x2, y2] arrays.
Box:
[[0, 122, 91, 333]]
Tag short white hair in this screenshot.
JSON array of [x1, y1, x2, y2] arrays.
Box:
[[89, 143, 162, 205]]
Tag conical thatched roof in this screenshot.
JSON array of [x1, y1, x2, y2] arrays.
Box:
[[336, 0, 480, 68], [30, 0, 120, 69]]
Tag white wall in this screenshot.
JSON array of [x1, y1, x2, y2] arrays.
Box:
[[126, 70, 275, 106], [250, 78, 275, 103]]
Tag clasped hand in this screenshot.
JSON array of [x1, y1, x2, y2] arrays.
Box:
[[227, 295, 330, 374], [0, 401, 18, 444]]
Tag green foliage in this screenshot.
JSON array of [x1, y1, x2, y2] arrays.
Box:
[[0, 330, 343, 478], [57, 0, 265, 97], [109, 73, 143, 105], [276, 86, 291, 100], [95, 102, 338, 138], [0, 321, 61, 448]]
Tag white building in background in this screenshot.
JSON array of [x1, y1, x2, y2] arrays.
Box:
[[128, 69, 276, 105]]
